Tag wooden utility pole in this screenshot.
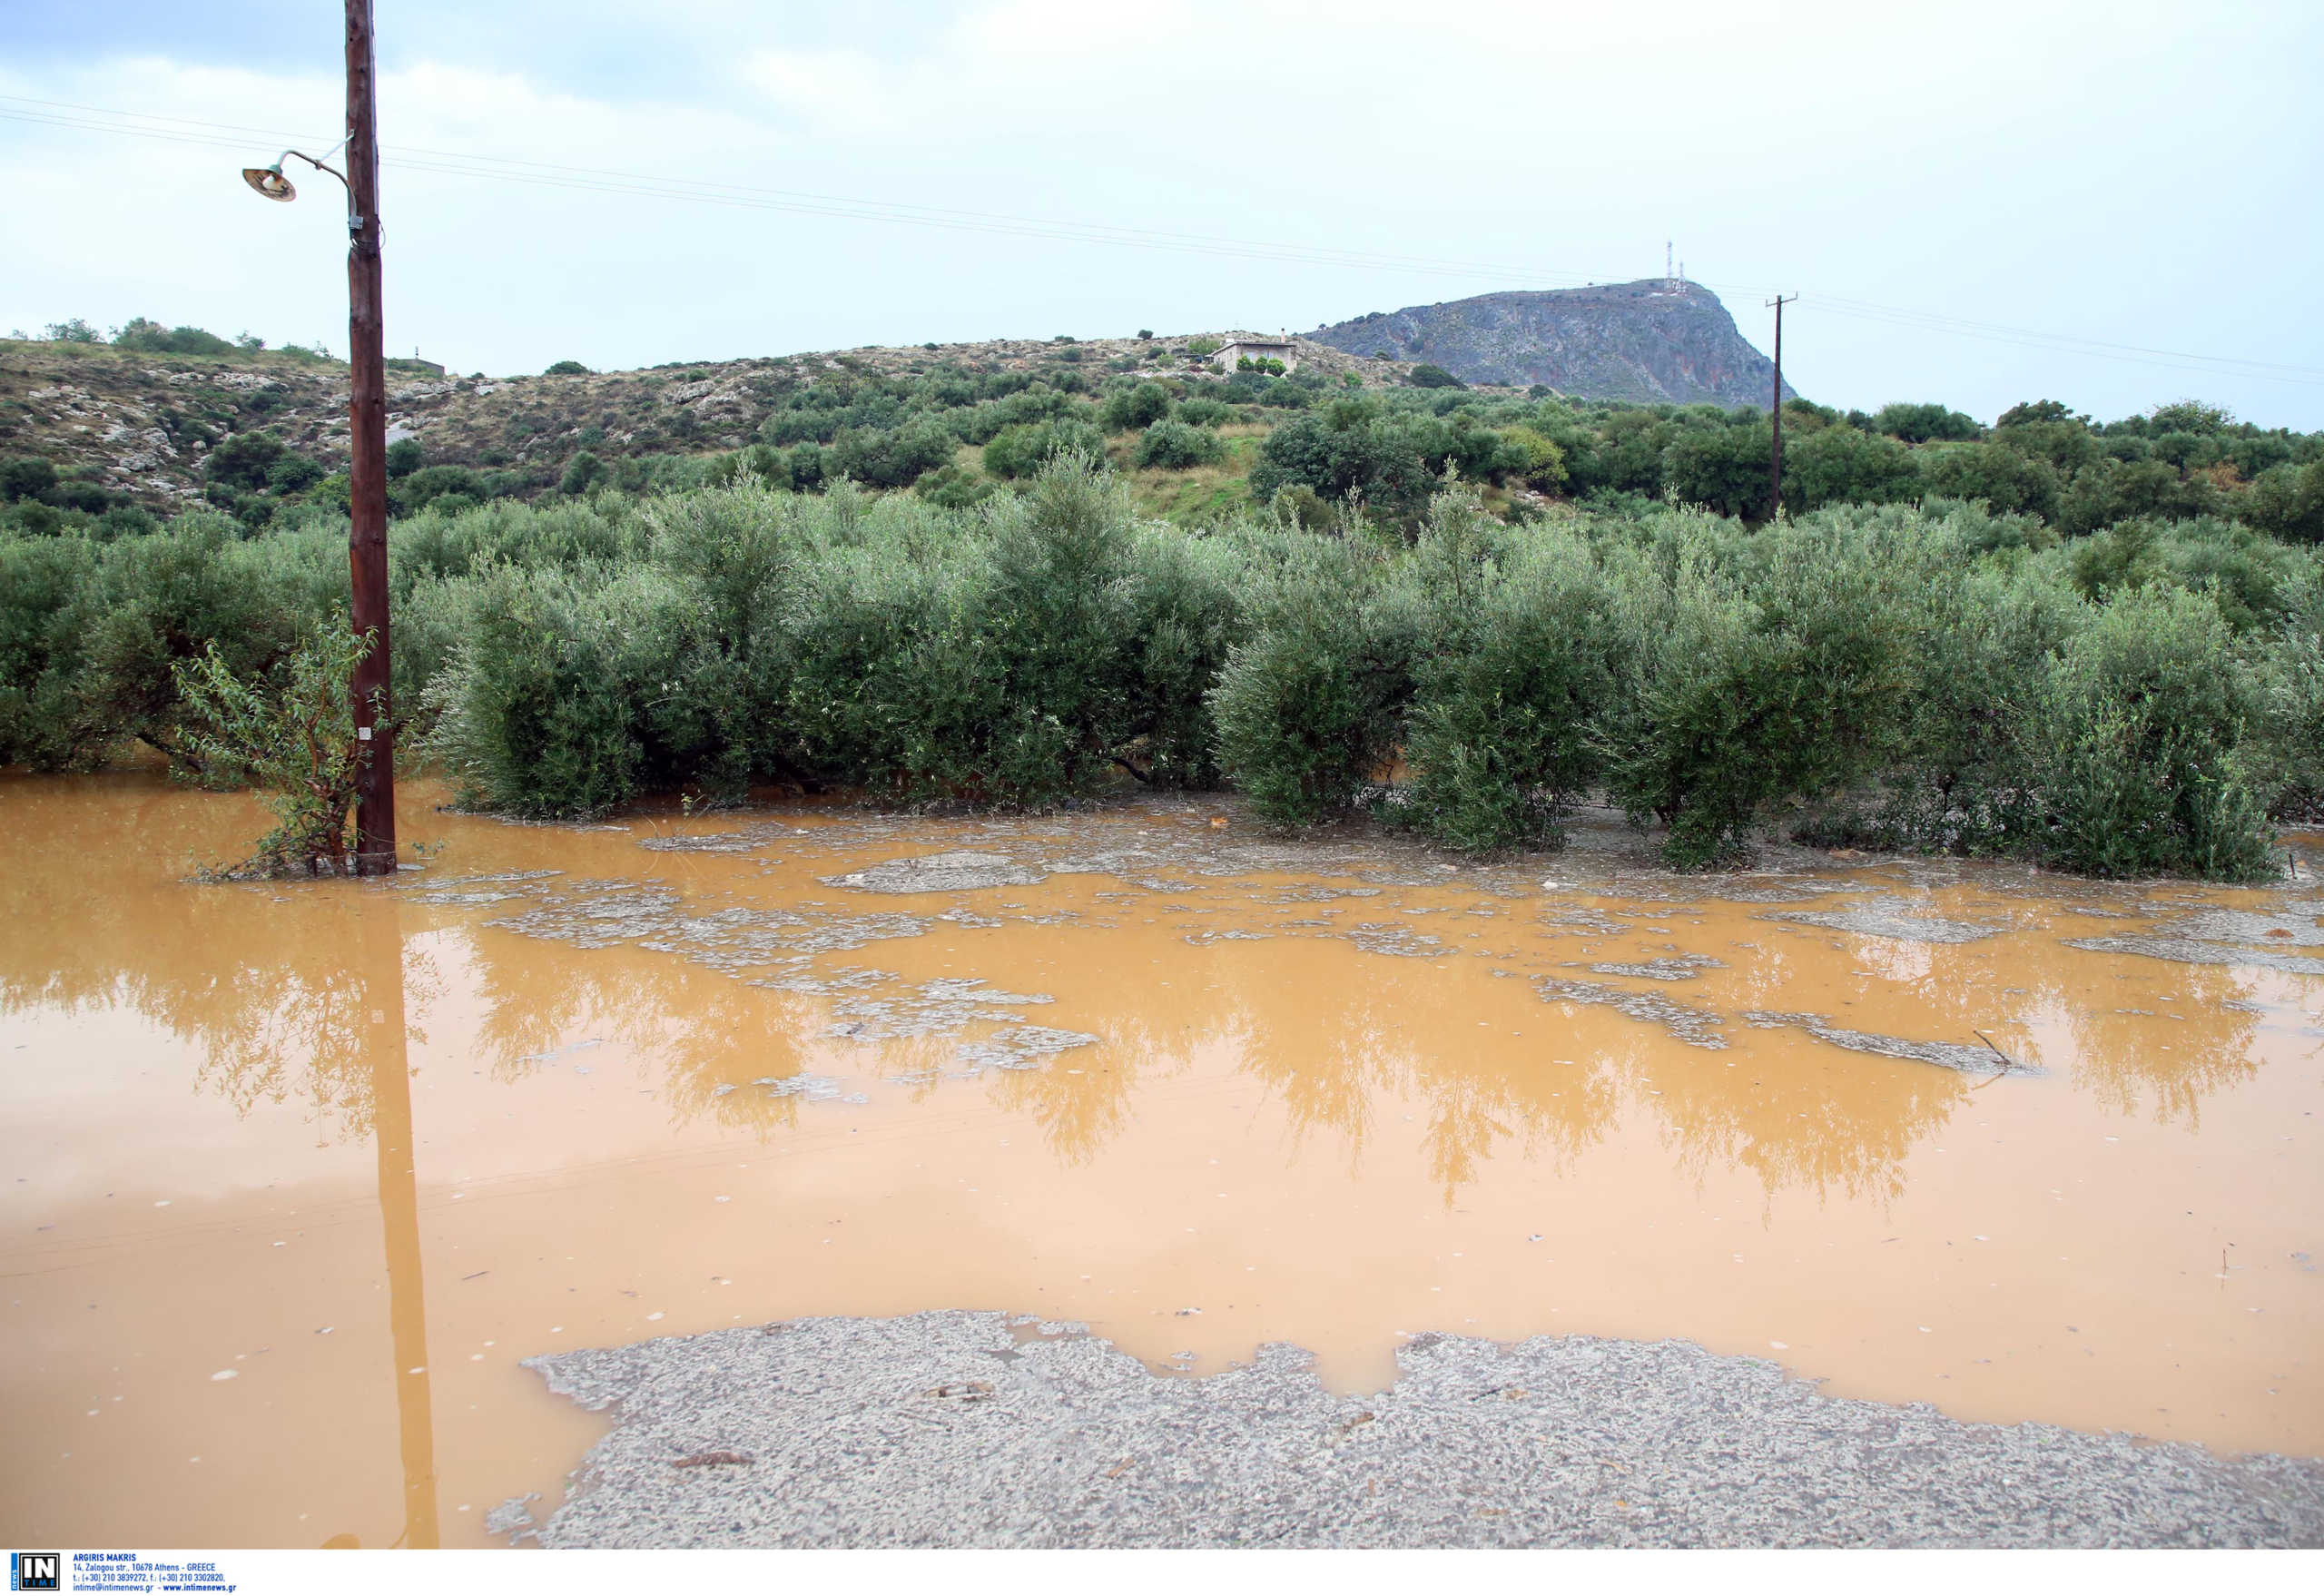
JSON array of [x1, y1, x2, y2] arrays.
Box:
[[345, 0, 396, 874], [1764, 294, 1797, 523]]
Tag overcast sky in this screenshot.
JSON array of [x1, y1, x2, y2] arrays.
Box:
[[5, 0, 2319, 427]]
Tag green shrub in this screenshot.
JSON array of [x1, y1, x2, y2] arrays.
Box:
[[2058, 458, 2219, 535], [784, 455, 1151, 805], [424, 563, 684, 818], [112, 319, 236, 357], [1601, 514, 1919, 866], [172, 623, 374, 874], [10, 454, 2312, 881], [2250, 558, 2324, 818], [2012, 586, 2273, 878], [544, 360, 592, 376], [1211, 533, 1420, 825], [904, 461, 981, 510], [828, 416, 956, 488], [981, 418, 1107, 481], [1172, 397, 1234, 429], [205, 431, 285, 491], [559, 451, 608, 496], [1396, 493, 1620, 852], [1916, 441, 2062, 521], [267, 455, 324, 494], [391, 464, 491, 517], [1872, 402, 1981, 443], [1117, 527, 1246, 788], [2067, 516, 2300, 633], [46, 515, 341, 771], [1134, 419, 1227, 470], [1408, 364, 1464, 389], [1248, 401, 1436, 527], [0, 532, 100, 767], [1784, 425, 1919, 512], [1, 457, 58, 502], [2242, 459, 2324, 545], [1101, 381, 1173, 432], [1659, 418, 1775, 521]]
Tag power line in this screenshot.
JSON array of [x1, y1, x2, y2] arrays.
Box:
[[4, 93, 2320, 389], [0, 98, 1605, 289]]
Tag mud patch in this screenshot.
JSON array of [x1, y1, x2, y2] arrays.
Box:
[[2063, 936, 2324, 977], [1588, 955, 1725, 981], [825, 977, 1056, 1044], [1532, 978, 1727, 1049], [1760, 900, 2002, 944], [2142, 909, 2324, 949], [823, 852, 1047, 894], [1344, 924, 1450, 959], [955, 1026, 1101, 1071], [1741, 1012, 2036, 1077]]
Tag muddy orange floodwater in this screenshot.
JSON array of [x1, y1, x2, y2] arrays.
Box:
[[2, 773, 2320, 1548]]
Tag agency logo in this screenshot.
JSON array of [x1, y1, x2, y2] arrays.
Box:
[[8, 1553, 59, 1592]]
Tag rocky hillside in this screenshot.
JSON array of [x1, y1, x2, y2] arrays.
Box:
[[0, 331, 1422, 510], [1305, 281, 1797, 409]]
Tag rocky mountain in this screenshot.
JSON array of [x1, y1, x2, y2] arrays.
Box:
[[1305, 280, 1797, 409]]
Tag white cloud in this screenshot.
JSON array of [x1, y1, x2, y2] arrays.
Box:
[[5, 0, 2320, 423]]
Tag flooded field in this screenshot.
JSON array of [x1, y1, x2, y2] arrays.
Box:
[[2, 772, 2320, 1549]]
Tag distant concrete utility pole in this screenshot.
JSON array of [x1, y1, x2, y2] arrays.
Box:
[[1766, 294, 1797, 523]]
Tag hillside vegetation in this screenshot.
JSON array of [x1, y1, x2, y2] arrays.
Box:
[[5, 320, 2319, 550]]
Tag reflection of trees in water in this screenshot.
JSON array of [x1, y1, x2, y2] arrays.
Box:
[[1222, 961, 1619, 1200], [6, 774, 2277, 1201], [983, 1045, 1145, 1165], [1721, 899, 2269, 1130], [186, 944, 442, 1139], [0, 781, 441, 1139], [1645, 1041, 1965, 1207], [2036, 959, 2265, 1126], [460, 932, 818, 1137]]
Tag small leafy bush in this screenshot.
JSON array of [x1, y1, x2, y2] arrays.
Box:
[[1211, 534, 1421, 824], [1397, 494, 1620, 852], [2012, 586, 2272, 879], [172, 623, 376, 875], [1100, 381, 1173, 432], [982, 418, 1107, 480], [1135, 419, 1226, 470]]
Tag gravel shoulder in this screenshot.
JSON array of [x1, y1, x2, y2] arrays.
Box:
[[518, 1311, 2324, 1548]]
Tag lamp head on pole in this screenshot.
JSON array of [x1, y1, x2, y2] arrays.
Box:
[[242, 163, 296, 202]]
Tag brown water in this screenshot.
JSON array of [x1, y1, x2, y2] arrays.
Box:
[[3, 773, 2320, 1549]]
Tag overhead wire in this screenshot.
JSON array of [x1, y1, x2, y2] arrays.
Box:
[[4, 93, 2319, 389]]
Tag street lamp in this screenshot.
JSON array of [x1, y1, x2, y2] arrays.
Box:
[[240, 143, 346, 206], [240, 1, 397, 878]]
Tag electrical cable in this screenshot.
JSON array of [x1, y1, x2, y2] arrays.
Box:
[[5, 93, 2319, 389]]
